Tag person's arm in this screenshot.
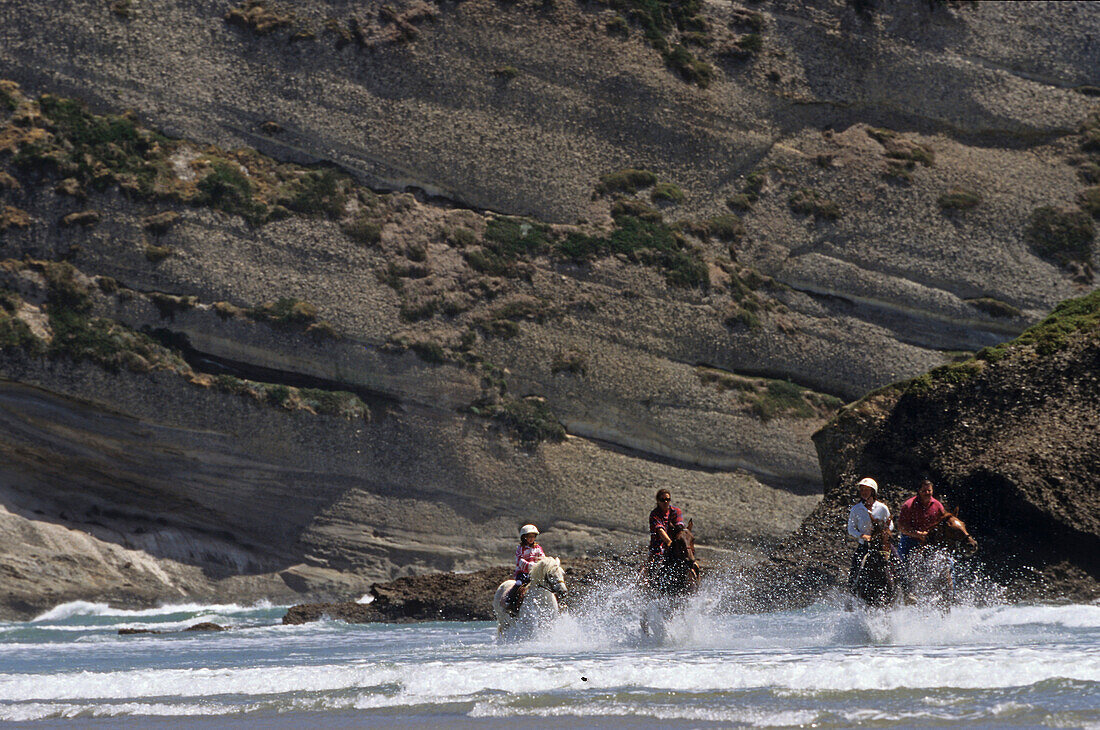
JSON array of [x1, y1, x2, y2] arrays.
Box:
[[656, 527, 672, 547], [518, 549, 538, 572], [897, 504, 927, 540]]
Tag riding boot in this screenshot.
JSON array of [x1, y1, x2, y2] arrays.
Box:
[[506, 583, 529, 614]]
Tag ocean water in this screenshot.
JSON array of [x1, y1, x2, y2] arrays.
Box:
[[1, 584, 1098, 728]]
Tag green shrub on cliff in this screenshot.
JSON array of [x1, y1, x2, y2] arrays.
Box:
[[752, 379, 815, 420], [249, 297, 317, 326], [594, 0, 714, 86], [1079, 186, 1100, 217], [788, 188, 841, 221], [16, 96, 163, 195], [1025, 206, 1095, 266], [487, 396, 566, 445], [555, 215, 709, 288], [196, 161, 268, 225], [938, 187, 982, 212], [664, 44, 714, 87], [484, 217, 551, 259], [0, 85, 17, 112], [342, 213, 382, 246], [596, 169, 658, 196], [905, 360, 983, 396], [979, 288, 1100, 361], [650, 182, 686, 205], [277, 168, 348, 217], [705, 214, 745, 242], [298, 388, 369, 418], [966, 297, 1022, 319]]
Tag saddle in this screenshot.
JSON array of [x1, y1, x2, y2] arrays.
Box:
[[504, 582, 529, 615]]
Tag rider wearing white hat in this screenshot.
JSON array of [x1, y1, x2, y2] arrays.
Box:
[[846, 477, 895, 593], [506, 523, 546, 611]]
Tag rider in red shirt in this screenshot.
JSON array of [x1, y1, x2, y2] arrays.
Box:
[[897, 477, 947, 560], [649, 488, 684, 562]]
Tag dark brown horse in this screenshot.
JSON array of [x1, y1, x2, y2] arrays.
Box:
[[647, 519, 699, 598], [851, 518, 902, 608], [641, 519, 699, 637]]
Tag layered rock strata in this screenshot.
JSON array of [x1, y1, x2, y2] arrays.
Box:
[[0, 0, 1097, 616]]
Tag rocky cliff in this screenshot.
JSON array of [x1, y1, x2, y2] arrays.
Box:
[[0, 0, 1097, 617], [757, 289, 1100, 605]]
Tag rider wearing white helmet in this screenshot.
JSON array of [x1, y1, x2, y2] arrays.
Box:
[[514, 524, 545, 584], [846, 477, 892, 592], [846, 477, 912, 600], [506, 524, 546, 610]]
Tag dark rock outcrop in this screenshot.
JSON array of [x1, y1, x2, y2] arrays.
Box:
[[758, 290, 1100, 604], [284, 559, 609, 624]]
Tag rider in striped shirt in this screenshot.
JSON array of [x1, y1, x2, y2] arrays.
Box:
[[505, 524, 544, 611], [514, 524, 546, 583]]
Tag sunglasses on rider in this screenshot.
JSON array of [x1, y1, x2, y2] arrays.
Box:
[[657, 496, 671, 502]]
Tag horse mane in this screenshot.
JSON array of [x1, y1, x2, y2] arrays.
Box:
[[528, 556, 560, 583]]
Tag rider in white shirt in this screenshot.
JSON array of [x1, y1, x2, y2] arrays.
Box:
[[847, 477, 894, 544], [846, 476, 900, 595]]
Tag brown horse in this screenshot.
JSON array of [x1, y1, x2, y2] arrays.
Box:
[[926, 512, 978, 553], [641, 519, 699, 637], [646, 519, 699, 597], [907, 511, 978, 604], [850, 517, 902, 608]]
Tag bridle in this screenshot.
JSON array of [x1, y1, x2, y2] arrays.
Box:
[[536, 563, 567, 597]]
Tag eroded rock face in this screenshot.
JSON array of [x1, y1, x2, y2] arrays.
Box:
[[0, 0, 1097, 616]]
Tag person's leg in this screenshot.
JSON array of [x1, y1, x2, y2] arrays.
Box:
[[506, 573, 529, 609], [889, 544, 915, 602], [848, 544, 866, 593], [898, 535, 917, 562]]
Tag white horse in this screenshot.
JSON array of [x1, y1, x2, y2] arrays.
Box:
[[492, 556, 567, 637]]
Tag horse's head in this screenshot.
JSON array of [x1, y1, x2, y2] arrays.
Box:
[[930, 513, 978, 555], [870, 516, 893, 550], [668, 518, 696, 564], [530, 556, 568, 597]]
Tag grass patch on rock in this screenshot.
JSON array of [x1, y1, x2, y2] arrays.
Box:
[[650, 181, 685, 205], [1078, 186, 1100, 218], [978, 288, 1100, 361], [224, 1, 296, 35], [478, 395, 566, 446], [938, 187, 982, 212], [965, 297, 1021, 319], [696, 366, 841, 420], [594, 0, 714, 86], [1025, 206, 1095, 266], [788, 188, 841, 221], [596, 169, 657, 196], [557, 214, 708, 288]]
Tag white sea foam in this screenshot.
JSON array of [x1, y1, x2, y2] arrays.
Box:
[[3, 599, 1099, 723], [0, 701, 244, 722], [469, 699, 822, 725], [31, 600, 276, 623], [2, 644, 1097, 703]]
